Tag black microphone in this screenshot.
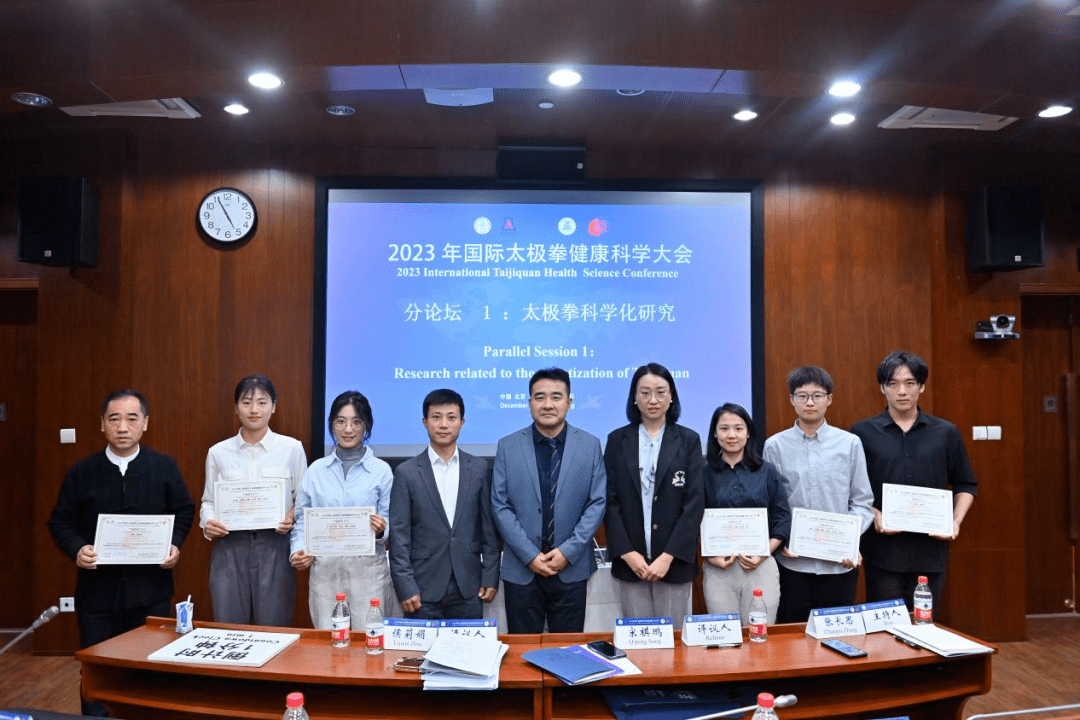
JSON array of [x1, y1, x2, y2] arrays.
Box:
[[0, 605, 61, 655]]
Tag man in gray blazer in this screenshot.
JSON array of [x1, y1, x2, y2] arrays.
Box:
[[491, 367, 607, 633], [389, 389, 501, 619]]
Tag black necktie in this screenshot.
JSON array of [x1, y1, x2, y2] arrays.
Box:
[[544, 438, 561, 550]]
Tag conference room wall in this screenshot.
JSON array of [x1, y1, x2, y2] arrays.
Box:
[[4, 129, 1077, 651]]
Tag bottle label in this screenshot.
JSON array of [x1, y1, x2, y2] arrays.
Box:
[[366, 627, 384, 650], [331, 617, 350, 642], [749, 613, 767, 637], [914, 606, 932, 621]]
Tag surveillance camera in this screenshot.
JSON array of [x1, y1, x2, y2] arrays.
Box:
[[992, 314, 1016, 333]]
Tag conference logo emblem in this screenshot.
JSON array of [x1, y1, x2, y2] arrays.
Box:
[[558, 217, 576, 236], [473, 216, 492, 235], [588, 218, 608, 236]]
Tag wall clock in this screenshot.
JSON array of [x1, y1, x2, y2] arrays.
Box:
[[197, 187, 257, 243]]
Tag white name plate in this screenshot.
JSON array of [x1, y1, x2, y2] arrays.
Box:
[[384, 618, 438, 651], [805, 605, 867, 639], [682, 613, 742, 646], [860, 599, 912, 633], [614, 617, 674, 650], [439, 618, 498, 641]]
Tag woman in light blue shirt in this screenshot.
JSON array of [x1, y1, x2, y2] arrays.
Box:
[[290, 391, 394, 629]]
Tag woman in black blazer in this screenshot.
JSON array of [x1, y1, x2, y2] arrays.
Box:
[[603, 362, 706, 629]]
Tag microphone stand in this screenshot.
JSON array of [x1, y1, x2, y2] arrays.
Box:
[[0, 606, 60, 655], [686, 694, 798, 720]]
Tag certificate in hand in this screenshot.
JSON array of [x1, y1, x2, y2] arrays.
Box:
[[304, 506, 375, 556], [215, 479, 285, 531], [94, 514, 174, 565], [881, 484, 953, 535], [788, 508, 860, 563], [700, 508, 770, 557]]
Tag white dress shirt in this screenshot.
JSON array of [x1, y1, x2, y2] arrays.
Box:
[[428, 445, 460, 528]]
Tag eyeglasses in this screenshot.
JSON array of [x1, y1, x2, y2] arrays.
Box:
[[637, 388, 669, 401], [333, 418, 365, 430], [793, 392, 829, 404]]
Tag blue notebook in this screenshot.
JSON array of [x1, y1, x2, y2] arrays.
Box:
[[522, 647, 620, 685]]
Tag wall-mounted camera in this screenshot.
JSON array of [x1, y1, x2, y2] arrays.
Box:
[[974, 314, 1019, 340]]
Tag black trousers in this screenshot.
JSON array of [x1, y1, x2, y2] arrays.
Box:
[[503, 574, 588, 634], [864, 565, 946, 614], [776, 564, 859, 624], [405, 571, 483, 620], [78, 597, 171, 716]]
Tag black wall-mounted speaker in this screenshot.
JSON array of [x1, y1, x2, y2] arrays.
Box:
[[965, 184, 1043, 272], [497, 146, 587, 185], [17, 177, 99, 267]]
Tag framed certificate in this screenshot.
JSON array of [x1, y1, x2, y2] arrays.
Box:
[[788, 508, 860, 563], [700, 508, 770, 557], [215, 479, 285, 531], [94, 514, 174, 564], [304, 506, 376, 556], [881, 484, 953, 535]]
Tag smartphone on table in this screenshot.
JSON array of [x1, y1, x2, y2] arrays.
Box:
[[821, 638, 868, 658], [587, 640, 627, 660]]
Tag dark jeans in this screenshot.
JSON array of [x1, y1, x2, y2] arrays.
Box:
[[864, 565, 946, 614], [503, 575, 588, 634], [405, 573, 483, 620], [78, 598, 171, 716], [776, 564, 859, 624]]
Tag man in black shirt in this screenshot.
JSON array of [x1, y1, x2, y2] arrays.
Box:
[[49, 389, 195, 716], [851, 351, 977, 609]]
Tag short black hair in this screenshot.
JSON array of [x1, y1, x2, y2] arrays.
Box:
[[786, 366, 833, 395], [423, 388, 465, 418], [100, 389, 149, 417], [529, 367, 571, 396], [876, 350, 929, 386], [705, 402, 762, 472], [328, 390, 374, 441], [234, 374, 278, 404], [626, 362, 682, 424]]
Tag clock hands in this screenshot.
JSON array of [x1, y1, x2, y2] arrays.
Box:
[[216, 195, 236, 229]]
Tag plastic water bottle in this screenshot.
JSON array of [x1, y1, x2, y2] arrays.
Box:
[[913, 575, 933, 624], [366, 598, 384, 654], [331, 592, 351, 647], [748, 588, 768, 642], [751, 692, 779, 719], [282, 692, 310, 720]]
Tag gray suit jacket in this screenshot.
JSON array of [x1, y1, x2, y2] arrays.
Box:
[[389, 449, 501, 603], [491, 423, 607, 585]]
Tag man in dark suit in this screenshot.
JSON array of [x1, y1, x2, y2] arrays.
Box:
[[491, 367, 607, 633], [48, 389, 195, 716], [604, 363, 705, 629], [389, 389, 500, 619]]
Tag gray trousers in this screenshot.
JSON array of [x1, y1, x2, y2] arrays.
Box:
[[613, 576, 693, 630], [702, 555, 780, 625], [209, 528, 296, 626]]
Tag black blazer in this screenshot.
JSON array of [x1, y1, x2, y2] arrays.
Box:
[[603, 422, 706, 584]]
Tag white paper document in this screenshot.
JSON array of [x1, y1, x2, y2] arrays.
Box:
[[304, 506, 375, 556], [148, 628, 299, 667], [789, 508, 860, 563], [94, 514, 174, 565], [423, 631, 505, 677], [215, 479, 285, 531], [888, 624, 994, 657], [700, 508, 770, 557], [881, 484, 953, 535]]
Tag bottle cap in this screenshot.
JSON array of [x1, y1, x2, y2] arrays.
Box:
[[918, 575, 928, 584], [752, 588, 763, 597], [757, 692, 774, 708], [286, 692, 304, 709], [370, 598, 380, 606], [336, 592, 346, 601]]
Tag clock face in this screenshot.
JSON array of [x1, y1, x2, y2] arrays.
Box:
[[198, 187, 257, 243]]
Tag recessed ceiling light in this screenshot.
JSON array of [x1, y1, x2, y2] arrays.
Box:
[[223, 103, 249, 115], [616, 89, 645, 97], [327, 105, 355, 116], [538, 101, 555, 109], [11, 91, 52, 107], [828, 80, 862, 98], [548, 68, 582, 87], [733, 110, 758, 122], [247, 72, 283, 89], [830, 112, 856, 125], [1038, 105, 1073, 118]]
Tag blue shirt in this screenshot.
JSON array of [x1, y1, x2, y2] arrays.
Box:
[[704, 458, 792, 546], [638, 423, 666, 556], [290, 445, 393, 555]]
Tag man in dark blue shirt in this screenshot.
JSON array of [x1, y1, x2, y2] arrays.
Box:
[[851, 351, 978, 609]]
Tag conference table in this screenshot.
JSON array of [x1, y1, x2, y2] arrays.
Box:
[[76, 618, 993, 720]]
